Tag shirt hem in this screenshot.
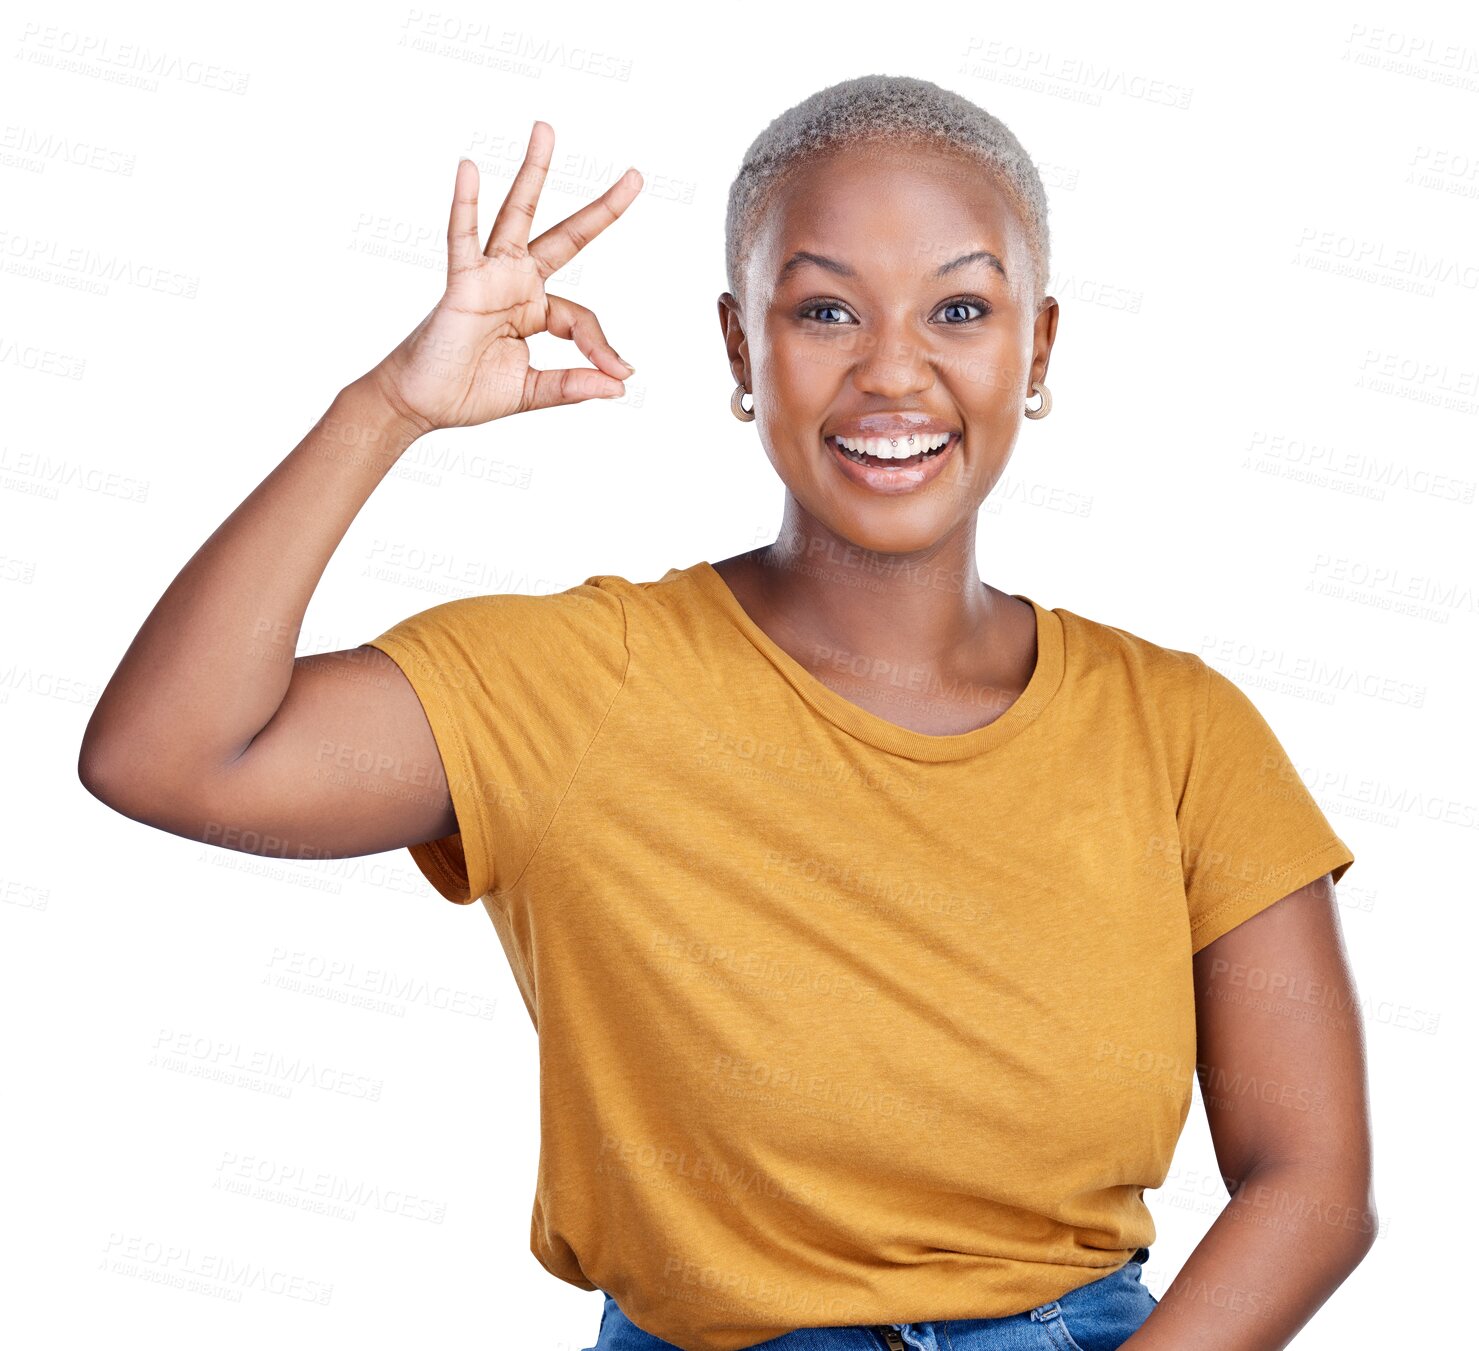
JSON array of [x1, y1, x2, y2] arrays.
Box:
[[365, 633, 491, 905], [1189, 837, 1355, 953]]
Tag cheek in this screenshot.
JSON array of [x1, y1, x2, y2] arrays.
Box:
[[946, 337, 1029, 410], [760, 318, 862, 390]]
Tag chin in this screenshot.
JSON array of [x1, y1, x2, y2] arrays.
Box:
[[812, 510, 959, 563]]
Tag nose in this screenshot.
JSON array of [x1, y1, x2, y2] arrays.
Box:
[[849, 319, 934, 400]]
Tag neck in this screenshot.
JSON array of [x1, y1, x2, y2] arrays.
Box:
[[748, 515, 1005, 673]]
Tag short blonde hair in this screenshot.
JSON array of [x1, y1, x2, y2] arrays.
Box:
[[725, 73, 1051, 308]]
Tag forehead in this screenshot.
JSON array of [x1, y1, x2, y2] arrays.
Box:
[[752, 138, 1028, 285]]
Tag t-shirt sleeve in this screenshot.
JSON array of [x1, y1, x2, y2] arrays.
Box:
[[363, 577, 629, 904], [1178, 662, 1354, 952]]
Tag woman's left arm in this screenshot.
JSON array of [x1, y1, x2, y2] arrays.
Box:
[[1123, 872, 1379, 1350]]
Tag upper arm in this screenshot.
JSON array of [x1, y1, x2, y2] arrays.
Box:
[[1178, 663, 1355, 953], [93, 580, 631, 907], [133, 643, 460, 865], [1192, 872, 1376, 1202]]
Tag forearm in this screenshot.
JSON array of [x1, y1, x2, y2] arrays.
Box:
[[1122, 1161, 1377, 1350], [79, 371, 423, 796]]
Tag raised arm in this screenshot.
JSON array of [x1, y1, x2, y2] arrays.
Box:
[[78, 124, 642, 864], [76, 374, 454, 859]]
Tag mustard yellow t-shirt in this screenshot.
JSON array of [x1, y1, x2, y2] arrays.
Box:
[[366, 560, 1355, 1351]]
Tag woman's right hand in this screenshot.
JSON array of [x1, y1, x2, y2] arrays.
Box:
[[367, 122, 642, 436]]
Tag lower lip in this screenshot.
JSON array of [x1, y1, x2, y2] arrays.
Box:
[[825, 432, 959, 494]]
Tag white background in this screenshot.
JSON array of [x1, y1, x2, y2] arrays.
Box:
[[4, 0, 1474, 1345]]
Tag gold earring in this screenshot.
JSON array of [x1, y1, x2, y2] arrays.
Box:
[[730, 383, 755, 422], [1024, 380, 1052, 420]]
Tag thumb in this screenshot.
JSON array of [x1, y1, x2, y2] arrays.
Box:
[[521, 365, 626, 412]]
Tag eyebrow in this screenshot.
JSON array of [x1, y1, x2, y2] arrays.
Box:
[[777, 248, 1007, 282]]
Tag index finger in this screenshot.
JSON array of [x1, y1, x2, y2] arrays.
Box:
[[528, 167, 643, 276], [485, 120, 554, 252]]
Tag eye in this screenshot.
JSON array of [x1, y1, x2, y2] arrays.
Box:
[[934, 296, 990, 324], [798, 300, 857, 325]]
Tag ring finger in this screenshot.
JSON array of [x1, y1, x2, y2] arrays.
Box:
[[485, 121, 554, 254]]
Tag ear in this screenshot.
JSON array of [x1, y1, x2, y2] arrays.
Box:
[[1029, 295, 1060, 391], [717, 292, 750, 389]]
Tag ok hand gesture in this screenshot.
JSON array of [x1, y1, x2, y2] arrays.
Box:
[[370, 122, 642, 434]]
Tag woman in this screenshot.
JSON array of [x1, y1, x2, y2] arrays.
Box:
[[80, 75, 1376, 1351]]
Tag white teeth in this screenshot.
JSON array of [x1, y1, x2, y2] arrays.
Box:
[[834, 432, 952, 459]]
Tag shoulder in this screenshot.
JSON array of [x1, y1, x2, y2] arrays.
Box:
[[389, 560, 710, 644], [369, 569, 658, 683], [1047, 600, 1308, 781], [1044, 601, 1232, 798], [582, 560, 709, 608], [1051, 600, 1210, 707], [379, 576, 625, 641], [580, 560, 723, 648]]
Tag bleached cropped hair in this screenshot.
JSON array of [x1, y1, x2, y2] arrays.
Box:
[[724, 73, 1051, 308]]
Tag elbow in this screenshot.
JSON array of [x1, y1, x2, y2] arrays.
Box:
[[1348, 1189, 1381, 1268], [1332, 1193, 1380, 1285], [77, 727, 121, 806], [1332, 1165, 1381, 1268], [1239, 1159, 1380, 1272], [78, 728, 238, 843], [79, 747, 134, 818], [77, 724, 147, 817]]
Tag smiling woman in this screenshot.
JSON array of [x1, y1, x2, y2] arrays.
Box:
[[80, 71, 1375, 1351], [719, 88, 1057, 541]]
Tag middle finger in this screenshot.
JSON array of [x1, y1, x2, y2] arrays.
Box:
[[528, 167, 643, 276]]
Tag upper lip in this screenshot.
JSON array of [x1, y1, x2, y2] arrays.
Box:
[[825, 413, 958, 439]]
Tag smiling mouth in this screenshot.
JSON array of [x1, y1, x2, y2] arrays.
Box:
[[826, 431, 959, 469]]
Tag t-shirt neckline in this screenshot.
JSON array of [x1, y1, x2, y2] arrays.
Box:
[[688, 559, 1066, 762]]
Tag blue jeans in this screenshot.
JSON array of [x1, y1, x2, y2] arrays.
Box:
[[587, 1249, 1157, 1350]]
